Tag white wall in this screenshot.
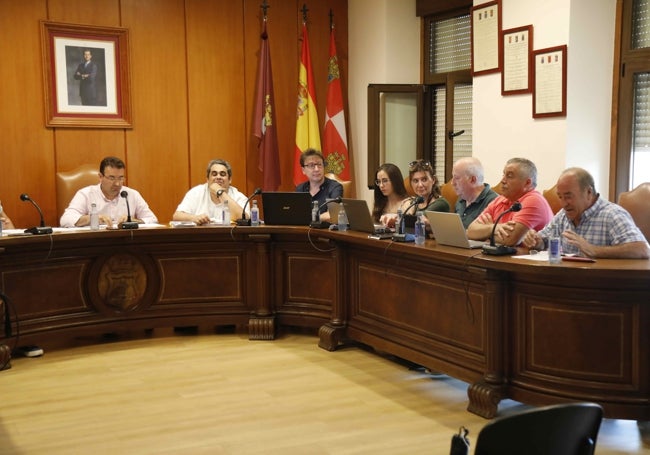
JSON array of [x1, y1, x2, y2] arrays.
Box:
[[348, 0, 617, 199], [348, 0, 420, 203]]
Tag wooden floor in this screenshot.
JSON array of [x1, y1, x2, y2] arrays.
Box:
[[0, 328, 648, 454]]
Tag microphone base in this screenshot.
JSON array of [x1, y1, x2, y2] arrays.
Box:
[[24, 226, 53, 235], [482, 244, 517, 256], [309, 221, 330, 229], [119, 221, 139, 230], [236, 219, 251, 226]]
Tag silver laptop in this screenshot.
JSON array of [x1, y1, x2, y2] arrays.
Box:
[[334, 198, 391, 235], [425, 211, 486, 249]]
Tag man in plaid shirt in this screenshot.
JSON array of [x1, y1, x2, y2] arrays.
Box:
[[523, 167, 649, 259]]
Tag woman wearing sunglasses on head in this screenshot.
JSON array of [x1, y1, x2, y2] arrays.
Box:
[[373, 163, 410, 229], [401, 160, 450, 233], [404, 160, 449, 214]]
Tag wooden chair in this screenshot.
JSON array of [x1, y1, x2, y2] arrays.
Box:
[[543, 184, 563, 214], [439, 179, 457, 212], [56, 164, 99, 219], [618, 182, 650, 242], [491, 181, 504, 195], [475, 402, 603, 455], [326, 172, 353, 199]]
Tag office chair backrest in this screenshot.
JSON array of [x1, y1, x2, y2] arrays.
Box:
[[618, 182, 650, 242], [56, 164, 99, 220], [440, 179, 458, 212], [474, 402, 603, 455]]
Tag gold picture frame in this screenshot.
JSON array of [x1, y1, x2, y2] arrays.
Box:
[[41, 21, 132, 128]]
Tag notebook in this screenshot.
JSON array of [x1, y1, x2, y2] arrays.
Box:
[[424, 211, 486, 249], [261, 192, 312, 226], [337, 198, 392, 235]]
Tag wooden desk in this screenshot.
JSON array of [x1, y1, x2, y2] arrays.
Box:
[[1, 227, 649, 420]]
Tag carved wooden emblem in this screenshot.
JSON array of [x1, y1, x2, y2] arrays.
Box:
[[97, 253, 147, 311]]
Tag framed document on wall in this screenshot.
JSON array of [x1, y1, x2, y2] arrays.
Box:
[[471, 0, 502, 76], [532, 45, 567, 118], [501, 25, 533, 95]]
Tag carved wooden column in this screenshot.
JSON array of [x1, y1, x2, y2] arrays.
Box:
[[0, 294, 11, 371], [248, 234, 274, 340], [318, 241, 346, 351], [467, 268, 507, 418]]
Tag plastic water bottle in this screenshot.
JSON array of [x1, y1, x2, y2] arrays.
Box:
[[251, 200, 260, 226], [222, 200, 230, 226], [90, 203, 99, 230], [415, 211, 425, 245], [548, 225, 561, 264], [311, 200, 320, 224], [395, 209, 403, 234], [337, 202, 349, 231], [0, 200, 4, 236]]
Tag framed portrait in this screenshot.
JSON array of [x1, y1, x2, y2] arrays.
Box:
[[471, 0, 502, 76], [40, 21, 132, 128], [532, 45, 567, 118], [501, 25, 533, 95]]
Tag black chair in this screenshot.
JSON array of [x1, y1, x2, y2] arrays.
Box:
[[474, 402, 603, 455]]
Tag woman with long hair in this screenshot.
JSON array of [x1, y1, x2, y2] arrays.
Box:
[[372, 163, 410, 228]]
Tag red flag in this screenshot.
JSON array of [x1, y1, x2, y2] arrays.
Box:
[[323, 25, 350, 180], [294, 23, 321, 186], [253, 20, 281, 191]]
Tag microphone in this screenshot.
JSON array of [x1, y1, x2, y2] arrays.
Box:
[[311, 197, 342, 229], [20, 193, 53, 235], [236, 188, 262, 226], [481, 201, 523, 256], [119, 191, 139, 229], [398, 195, 424, 233], [392, 196, 424, 242]]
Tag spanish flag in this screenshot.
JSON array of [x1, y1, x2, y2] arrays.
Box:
[[293, 22, 321, 185]]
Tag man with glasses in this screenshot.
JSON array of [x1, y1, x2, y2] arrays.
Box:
[[295, 149, 343, 223], [173, 159, 249, 225], [60, 156, 158, 228]]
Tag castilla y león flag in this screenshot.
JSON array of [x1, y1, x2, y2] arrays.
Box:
[[323, 25, 350, 180], [253, 20, 281, 191], [293, 22, 321, 185]]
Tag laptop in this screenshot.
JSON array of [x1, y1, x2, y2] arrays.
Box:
[[336, 198, 392, 236], [261, 192, 312, 226], [424, 211, 486, 249]]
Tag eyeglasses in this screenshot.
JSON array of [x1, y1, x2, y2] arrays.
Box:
[[375, 178, 391, 186], [102, 174, 125, 183], [303, 163, 324, 170], [409, 160, 432, 170]]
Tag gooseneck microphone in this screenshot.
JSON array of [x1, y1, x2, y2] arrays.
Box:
[[310, 197, 342, 229], [236, 188, 262, 226], [398, 195, 425, 233], [119, 191, 139, 229], [481, 201, 522, 256], [20, 193, 53, 235]]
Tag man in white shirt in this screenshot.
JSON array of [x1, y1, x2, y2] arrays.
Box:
[[60, 156, 158, 228], [173, 159, 249, 225]]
